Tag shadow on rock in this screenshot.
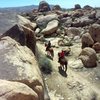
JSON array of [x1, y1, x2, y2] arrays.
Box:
[[58, 66, 67, 77]]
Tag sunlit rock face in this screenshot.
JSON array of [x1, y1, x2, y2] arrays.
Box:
[[0, 79, 39, 100], [79, 47, 97, 68], [81, 33, 94, 49], [0, 36, 44, 100]]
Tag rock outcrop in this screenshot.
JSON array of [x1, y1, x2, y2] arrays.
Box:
[[18, 15, 37, 31], [74, 4, 81, 9], [38, 1, 51, 12], [0, 36, 44, 100], [52, 5, 62, 11], [41, 20, 59, 36], [0, 80, 38, 100], [1, 24, 36, 54], [36, 14, 58, 28]]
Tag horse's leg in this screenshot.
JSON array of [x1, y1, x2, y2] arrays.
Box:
[[64, 62, 67, 72]]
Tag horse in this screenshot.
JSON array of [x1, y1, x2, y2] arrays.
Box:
[[58, 52, 68, 72], [45, 43, 54, 60]]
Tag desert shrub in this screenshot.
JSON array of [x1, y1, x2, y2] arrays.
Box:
[[38, 56, 52, 74], [36, 47, 52, 74]]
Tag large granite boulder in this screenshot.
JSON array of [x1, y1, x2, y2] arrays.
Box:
[[41, 20, 59, 36], [74, 4, 81, 9], [0, 36, 44, 100], [1, 24, 36, 54], [38, 1, 51, 12], [36, 14, 58, 28], [18, 15, 37, 30], [52, 5, 62, 11], [0, 80, 38, 100], [81, 33, 94, 49], [79, 47, 97, 68], [83, 5, 93, 10], [89, 24, 100, 42], [67, 27, 81, 37]]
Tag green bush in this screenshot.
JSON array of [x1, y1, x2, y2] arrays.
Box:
[[38, 55, 52, 74]]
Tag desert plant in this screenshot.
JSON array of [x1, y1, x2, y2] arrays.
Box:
[[36, 48, 52, 74], [38, 56, 52, 74]]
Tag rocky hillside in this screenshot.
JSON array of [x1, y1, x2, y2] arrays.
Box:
[[0, 1, 100, 100]]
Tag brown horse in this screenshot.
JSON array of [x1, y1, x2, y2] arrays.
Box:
[[45, 43, 54, 60], [58, 52, 68, 72]]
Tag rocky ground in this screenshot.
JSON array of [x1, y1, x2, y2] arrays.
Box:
[[37, 38, 100, 100]]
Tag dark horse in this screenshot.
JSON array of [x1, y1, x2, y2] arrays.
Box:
[[45, 43, 54, 60], [58, 52, 68, 72]]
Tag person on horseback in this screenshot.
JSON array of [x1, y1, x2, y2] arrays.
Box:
[[58, 50, 65, 62], [46, 41, 51, 51], [58, 50, 67, 72]]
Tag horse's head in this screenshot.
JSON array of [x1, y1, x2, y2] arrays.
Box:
[[45, 43, 47, 47]]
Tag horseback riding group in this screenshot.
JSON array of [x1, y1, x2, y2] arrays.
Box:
[[45, 41, 68, 72]]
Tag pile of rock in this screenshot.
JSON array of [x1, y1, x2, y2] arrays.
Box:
[[0, 15, 49, 100]]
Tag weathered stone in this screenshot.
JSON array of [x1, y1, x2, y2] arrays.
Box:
[[67, 27, 81, 36], [81, 33, 94, 49], [36, 14, 58, 28], [41, 20, 59, 36], [0, 80, 38, 100], [83, 5, 93, 10], [0, 36, 44, 100], [74, 4, 81, 9], [1, 24, 36, 54], [79, 47, 97, 68], [52, 5, 62, 11], [18, 15, 37, 30], [92, 42, 100, 53], [88, 10, 96, 19], [89, 24, 100, 42], [38, 1, 51, 12], [72, 9, 84, 17]]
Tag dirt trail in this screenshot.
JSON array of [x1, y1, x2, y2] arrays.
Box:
[[37, 41, 100, 100]]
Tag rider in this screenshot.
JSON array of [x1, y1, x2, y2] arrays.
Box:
[[46, 41, 51, 51], [58, 50, 65, 62]]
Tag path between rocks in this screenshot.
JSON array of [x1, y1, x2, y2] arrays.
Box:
[[37, 41, 100, 100]]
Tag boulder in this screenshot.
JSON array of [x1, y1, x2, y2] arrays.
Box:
[[18, 15, 37, 30], [36, 14, 58, 28], [1, 24, 36, 54], [83, 5, 93, 10], [67, 27, 81, 36], [74, 4, 81, 9], [0, 80, 38, 100], [89, 24, 100, 42], [41, 20, 59, 36], [88, 10, 96, 19], [0, 36, 44, 100], [38, 1, 51, 12], [72, 9, 84, 17], [81, 33, 94, 49], [72, 16, 95, 27], [52, 5, 62, 11], [79, 47, 97, 68], [92, 42, 100, 53]]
